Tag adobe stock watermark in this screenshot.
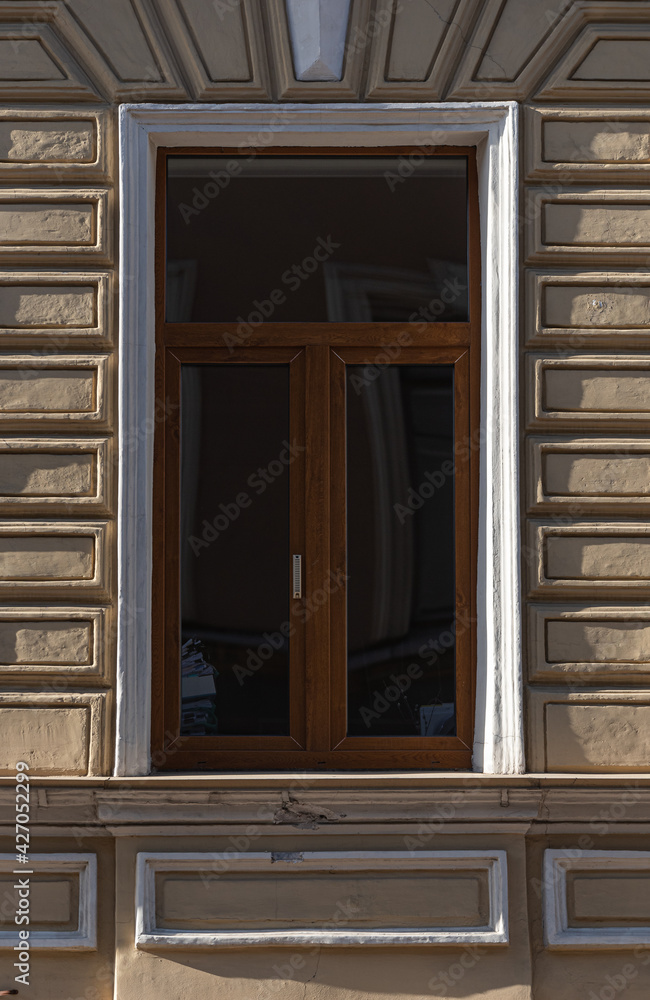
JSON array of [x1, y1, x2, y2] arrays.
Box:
[[234, 568, 348, 685], [428, 945, 487, 995], [587, 948, 650, 1000], [188, 438, 304, 556], [356, 609, 474, 729], [222, 235, 341, 352], [13, 761, 31, 989], [347, 331, 413, 394], [393, 427, 487, 524], [175, 107, 297, 224]]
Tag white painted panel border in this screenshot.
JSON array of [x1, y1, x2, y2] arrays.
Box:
[[118, 102, 522, 776], [135, 850, 508, 948], [544, 850, 650, 949], [0, 853, 97, 950]]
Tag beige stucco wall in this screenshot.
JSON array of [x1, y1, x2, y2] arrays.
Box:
[[1, 1, 650, 997]]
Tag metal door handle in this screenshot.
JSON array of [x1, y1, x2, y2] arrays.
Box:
[[292, 554, 302, 599]]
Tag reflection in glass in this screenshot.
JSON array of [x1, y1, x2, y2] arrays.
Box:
[[166, 156, 468, 323], [346, 365, 456, 737], [180, 365, 291, 736]]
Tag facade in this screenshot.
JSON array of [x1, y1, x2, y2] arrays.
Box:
[[2, 1, 650, 997]]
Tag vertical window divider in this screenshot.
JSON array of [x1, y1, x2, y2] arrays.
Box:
[[329, 348, 348, 750], [289, 348, 307, 749], [304, 344, 331, 752]]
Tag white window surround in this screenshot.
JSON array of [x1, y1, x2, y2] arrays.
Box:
[[117, 102, 522, 776]]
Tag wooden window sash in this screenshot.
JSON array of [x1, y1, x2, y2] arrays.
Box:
[[152, 145, 480, 771]]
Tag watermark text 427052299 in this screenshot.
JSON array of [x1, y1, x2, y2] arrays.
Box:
[[13, 761, 31, 988]]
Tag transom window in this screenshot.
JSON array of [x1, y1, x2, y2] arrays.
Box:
[[153, 147, 480, 770]]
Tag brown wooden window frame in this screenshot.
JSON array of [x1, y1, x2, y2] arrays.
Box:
[[152, 145, 481, 771]]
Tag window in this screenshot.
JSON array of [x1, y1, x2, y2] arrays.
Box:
[[152, 146, 480, 770]]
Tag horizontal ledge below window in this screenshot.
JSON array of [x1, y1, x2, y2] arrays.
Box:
[[4, 774, 650, 788]]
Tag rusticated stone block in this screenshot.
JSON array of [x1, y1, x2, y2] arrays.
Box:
[[0, 620, 91, 666], [529, 356, 650, 427], [528, 438, 650, 512], [529, 523, 650, 596], [526, 272, 650, 347], [526, 190, 650, 264], [0, 451, 93, 495], [0, 690, 106, 775], [0, 355, 109, 427], [0, 189, 110, 261], [0, 272, 111, 344], [0, 202, 92, 243], [546, 703, 650, 771], [0, 521, 108, 600], [0, 120, 93, 161], [0, 110, 109, 180], [526, 108, 650, 181], [0, 437, 110, 514], [0, 283, 94, 327], [0, 607, 106, 679], [0, 705, 89, 775], [527, 604, 650, 683]]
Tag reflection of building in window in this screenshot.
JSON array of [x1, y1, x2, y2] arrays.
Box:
[[323, 260, 467, 323]]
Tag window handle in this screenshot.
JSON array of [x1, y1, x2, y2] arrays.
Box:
[[292, 554, 302, 599]]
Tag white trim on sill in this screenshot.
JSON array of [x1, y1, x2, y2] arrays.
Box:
[[135, 850, 509, 948], [117, 102, 523, 777]]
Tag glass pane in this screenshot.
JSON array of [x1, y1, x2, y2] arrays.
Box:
[[346, 364, 456, 737], [166, 156, 468, 322], [180, 364, 291, 736]]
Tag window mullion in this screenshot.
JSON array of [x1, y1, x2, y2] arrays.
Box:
[[303, 344, 332, 752]]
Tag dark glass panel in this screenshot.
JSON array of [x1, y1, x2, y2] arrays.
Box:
[[166, 156, 468, 323], [346, 364, 456, 737], [180, 365, 291, 736]]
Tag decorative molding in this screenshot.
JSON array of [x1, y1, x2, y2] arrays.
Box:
[[285, 0, 351, 81], [449, 1, 650, 101], [135, 851, 509, 947], [447, 0, 577, 100], [365, 0, 479, 101], [537, 20, 650, 101], [95, 786, 540, 825], [117, 101, 522, 776], [154, 0, 271, 101], [0, 6, 102, 102], [544, 850, 650, 948], [62, 0, 188, 102], [0, 853, 97, 950], [265, 0, 372, 97]]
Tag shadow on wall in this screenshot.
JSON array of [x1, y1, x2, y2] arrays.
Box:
[[151, 947, 530, 998]]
